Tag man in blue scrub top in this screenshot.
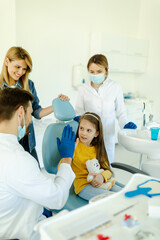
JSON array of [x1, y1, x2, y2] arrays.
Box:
[[0, 88, 75, 240]]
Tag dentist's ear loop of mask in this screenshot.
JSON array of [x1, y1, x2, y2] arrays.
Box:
[[18, 109, 26, 141], [125, 179, 160, 198]]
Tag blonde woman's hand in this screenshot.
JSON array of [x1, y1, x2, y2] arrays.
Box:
[[90, 173, 104, 187], [58, 94, 70, 101]]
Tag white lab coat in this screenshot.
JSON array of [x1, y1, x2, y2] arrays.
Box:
[[0, 133, 75, 240], [75, 79, 128, 164]]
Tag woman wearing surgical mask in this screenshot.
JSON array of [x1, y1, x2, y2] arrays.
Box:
[[0, 46, 69, 164], [75, 54, 137, 164]]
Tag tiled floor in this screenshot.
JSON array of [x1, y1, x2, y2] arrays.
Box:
[[113, 143, 147, 186]]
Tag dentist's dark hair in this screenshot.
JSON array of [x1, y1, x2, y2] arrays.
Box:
[[0, 88, 33, 122], [76, 112, 111, 172]]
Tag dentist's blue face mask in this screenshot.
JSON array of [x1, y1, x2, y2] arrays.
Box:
[[89, 73, 105, 84], [18, 110, 26, 141]]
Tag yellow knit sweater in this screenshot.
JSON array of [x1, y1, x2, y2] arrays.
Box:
[[72, 141, 112, 194]]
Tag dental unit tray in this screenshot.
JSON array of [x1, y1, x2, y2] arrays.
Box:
[[59, 211, 111, 239]]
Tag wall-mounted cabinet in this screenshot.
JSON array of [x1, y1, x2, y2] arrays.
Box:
[[126, 38, 148, 57], [90, 33, 149, 73], [102, 34, 127, 55]]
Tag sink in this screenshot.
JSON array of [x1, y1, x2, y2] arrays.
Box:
[[118, 129, 160, 159], [118, 129, 160, 178]]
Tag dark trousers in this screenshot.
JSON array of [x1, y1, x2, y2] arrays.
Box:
[[19, 135, 40, 168]]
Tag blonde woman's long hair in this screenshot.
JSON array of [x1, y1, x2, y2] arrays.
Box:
[[0, 46, 32, 91]]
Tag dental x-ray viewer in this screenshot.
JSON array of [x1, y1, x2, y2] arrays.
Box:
[[0, 88, 75, 240]]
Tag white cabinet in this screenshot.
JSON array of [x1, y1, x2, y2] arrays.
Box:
[[102, 34, 127, 54], [91, 33, 149, 73], [126, 38, 148, 57], [105, 53, 127, 72], [125, 55, 148, 73]]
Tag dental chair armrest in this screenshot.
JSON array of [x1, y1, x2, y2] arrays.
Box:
[[111, 162, 149, 175]]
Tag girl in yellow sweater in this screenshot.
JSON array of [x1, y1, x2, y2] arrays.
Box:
[[72, 112, 121, 201]]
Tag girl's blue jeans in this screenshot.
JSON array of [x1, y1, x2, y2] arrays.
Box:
[[78, 183, 121, 201]]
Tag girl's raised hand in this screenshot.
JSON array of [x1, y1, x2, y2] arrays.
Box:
[[58, 94, 70, 101], [75, 138, 79, 148], [90, 173, 104, 187]]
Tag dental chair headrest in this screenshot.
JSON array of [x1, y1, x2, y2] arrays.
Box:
[[43, 98, 78, 174], [52, 98, 76, 121]]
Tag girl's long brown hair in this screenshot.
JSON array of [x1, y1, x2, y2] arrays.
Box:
[[76, 112, 112, 172]]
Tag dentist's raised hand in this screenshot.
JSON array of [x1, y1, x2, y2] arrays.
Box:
[[57, 125, 75, 160]]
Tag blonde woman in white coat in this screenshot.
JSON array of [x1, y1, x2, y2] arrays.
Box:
[[75, 54, 137, 164]]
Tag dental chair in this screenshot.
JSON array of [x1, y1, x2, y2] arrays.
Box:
[[42, 98, 88, 212], [42, 98, 148, 213]]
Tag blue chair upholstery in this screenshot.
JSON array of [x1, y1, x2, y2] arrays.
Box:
[[42, 98, 88, 211]]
